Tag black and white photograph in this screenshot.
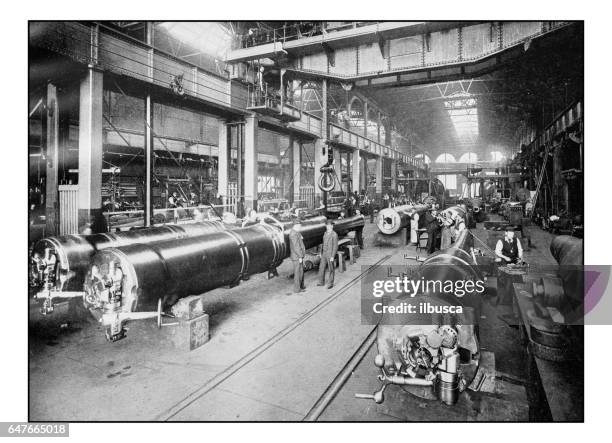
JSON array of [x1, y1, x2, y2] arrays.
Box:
[[4, 2, 610, 436]]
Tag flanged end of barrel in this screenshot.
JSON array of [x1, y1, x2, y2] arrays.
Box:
[[377, 208, 402, 235]]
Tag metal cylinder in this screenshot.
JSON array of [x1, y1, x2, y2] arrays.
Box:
[[441, 205, 470, 226], [376, 204, 429, 235], [83, 215, 365, 315], [550, 235, 582, 266], [549, 235, 583, 304], [30, 221, 228, 292], [436, 371, 459, 405], [85, 223, 287, 314]]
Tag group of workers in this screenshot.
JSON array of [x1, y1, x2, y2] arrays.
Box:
[[422, 206, 523, 263], [423, 208, 467, 255], [288, 219, 338, 293]]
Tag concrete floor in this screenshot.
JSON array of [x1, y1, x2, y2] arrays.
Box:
[[29, 217, 561, 421]]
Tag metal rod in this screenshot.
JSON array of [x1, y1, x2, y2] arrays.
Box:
[[144, 94, 154, 227], [303, 326, 377, 421]]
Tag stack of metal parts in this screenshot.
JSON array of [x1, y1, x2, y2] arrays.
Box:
[[364, 229, 483, 406]]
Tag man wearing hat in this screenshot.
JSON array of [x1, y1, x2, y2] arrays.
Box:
[[317, 220, 338, 289], [289, 219, 307, 293], [424, 208, 441, 254], [495, 226, 523, 264]]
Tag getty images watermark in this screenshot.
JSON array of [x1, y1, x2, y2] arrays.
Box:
[[360, 264, 611, 326]]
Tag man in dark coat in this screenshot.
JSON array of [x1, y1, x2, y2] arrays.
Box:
[[289, 221, 307, 293], [317, 220, 338, 289], [425, 209, 441, 254]]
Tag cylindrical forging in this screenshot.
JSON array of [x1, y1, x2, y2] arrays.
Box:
[[376, 205, 429, 235], [441, 205, 470, 226], [83, 215, 365, 314], [30, 221, 227, 291], [85, 223, 287, 313]]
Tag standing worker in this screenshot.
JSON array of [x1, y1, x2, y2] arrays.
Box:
[[425, 209, 441, 254], [495, 225, 523, 264], [317, 220, 338, 289], [289, 220, 307, 293], [440, 213, 454, 250]]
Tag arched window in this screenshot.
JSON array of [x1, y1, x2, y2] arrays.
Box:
[[415, 153, 431, 164], [438, 174, 457, 191], [490, 151, 505, 162], [435, 153, 457, 192], [458, 152, 478, 163], [348, 96, 364, 131], [435, 153, 456, 163]]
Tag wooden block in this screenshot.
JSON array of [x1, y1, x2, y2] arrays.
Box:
[[346, 245, 358, 264], [337, 251, 346, 272], [168, 313, 210, 351]]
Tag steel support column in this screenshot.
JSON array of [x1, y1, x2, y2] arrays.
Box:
[[315, 78, 329, 207], [45, 83, 59, 235], [292, 138, 302, 205], [361, 154, 368, 191], [375, 156, 383, 198], [244, 115, 258, 214], [363, 100, 368, 138], [218, 121, 229, 205], [77, 67, 104, 232], [144, 94, 154, 227], [352, 150, 360, 195]]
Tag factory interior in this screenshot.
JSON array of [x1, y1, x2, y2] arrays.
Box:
[[26, 20, 585, 423]]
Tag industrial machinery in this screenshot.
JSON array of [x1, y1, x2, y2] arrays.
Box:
[[441, 204, 471, 227], [81, 215, 364, 341], [30, 215, 330, 314], [376, 204, 430, 235], [524, 235, 583, 361], [30, 221, 229, 314], [362, 229, 482, 405]]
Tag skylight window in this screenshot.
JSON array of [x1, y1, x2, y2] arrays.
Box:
[[444, 92, 479, 140]]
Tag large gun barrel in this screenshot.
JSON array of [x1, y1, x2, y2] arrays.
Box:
[[30, 221, 228, 293], [30, 214, 335, 295], [376, 204, 429, 235], [441, 205, 470, 226], [82, 215, 364, 339]]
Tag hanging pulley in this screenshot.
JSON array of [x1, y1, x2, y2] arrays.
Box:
[[318, 164, 335, 192]]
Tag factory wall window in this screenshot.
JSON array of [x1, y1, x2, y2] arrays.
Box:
[[490, 151, 505, 162], [458, 152, 478, 163], [348, 97, 365, 132], [435, 153, 456, 163], [101, 89, 222, 224], [435, 153, 457, 192], [438, 174, 457, 192], [256, 129, 293, 201]]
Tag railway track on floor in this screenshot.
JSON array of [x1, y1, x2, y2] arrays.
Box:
[[155, 254, 392, 421], [303, 325, 378, 421]]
